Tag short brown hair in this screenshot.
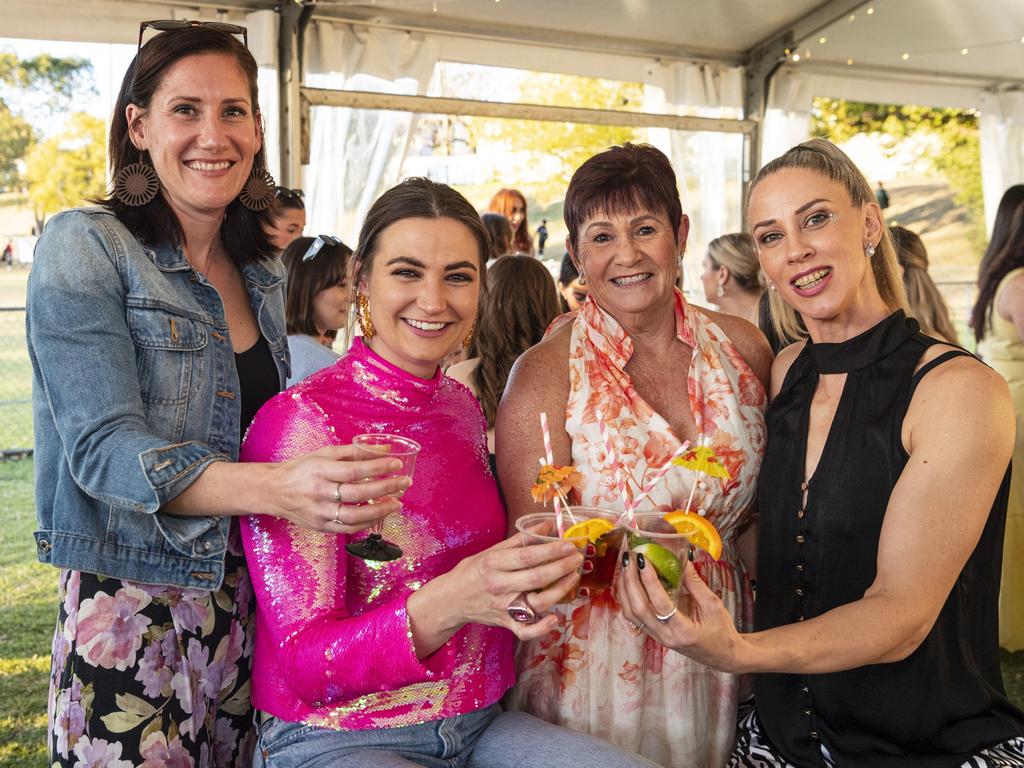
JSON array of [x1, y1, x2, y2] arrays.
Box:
[[281, 236, 353, 337], [564, 143, 682, 253]]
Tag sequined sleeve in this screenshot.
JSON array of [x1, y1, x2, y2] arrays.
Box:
[[240, 391, 457, 708]]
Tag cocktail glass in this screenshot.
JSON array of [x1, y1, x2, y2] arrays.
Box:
[[624, 512, 692, 607], [344, 433, 420, 562], [515, 513, 589, 604], [561, 506, 624, 593]]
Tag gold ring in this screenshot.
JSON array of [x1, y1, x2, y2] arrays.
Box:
[[332, 482, 343, 504]]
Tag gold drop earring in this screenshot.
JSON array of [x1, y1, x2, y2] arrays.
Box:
[[356, 294, 375, 339]]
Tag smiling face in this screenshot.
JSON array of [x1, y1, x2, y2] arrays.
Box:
[[312, 279, 349, 334], [361, 217, 482, 378], [127, 52, 261, 221], [267, 207, 306, 250], [748, 167, 885, 335], [571, 206, 688, 326]]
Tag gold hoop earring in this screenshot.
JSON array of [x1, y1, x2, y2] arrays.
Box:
[[356, 293, 375, 340]]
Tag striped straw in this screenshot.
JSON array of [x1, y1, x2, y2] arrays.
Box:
[[631, 440, 693, 509], [596, 410, 632, 522], [539, 412, 565, 533]]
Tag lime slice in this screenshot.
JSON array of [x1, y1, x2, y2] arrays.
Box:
[[632, 542, 682, 590]]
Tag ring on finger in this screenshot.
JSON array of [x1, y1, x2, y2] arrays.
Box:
[[333, 505, 343, 526], [655, 606, 678, 623], [332, 482, 343, 504], [507, 592, 537, 625], [630, 622, 645, 633]]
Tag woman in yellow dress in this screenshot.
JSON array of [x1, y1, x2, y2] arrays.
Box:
[[972, 184, 1024, 651]]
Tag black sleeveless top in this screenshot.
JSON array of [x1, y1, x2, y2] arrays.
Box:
[[235, 335, 279, 443], [754, 311, 1023, 767]]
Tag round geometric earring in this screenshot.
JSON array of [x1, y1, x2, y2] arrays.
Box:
[[865, 243, 876, 258], [113, 154, 160, 207], [239, 168, 277, 211], [356, 293, 375, 339]]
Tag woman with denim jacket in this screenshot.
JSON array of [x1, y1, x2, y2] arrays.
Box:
[[27, 25, 407, 768]]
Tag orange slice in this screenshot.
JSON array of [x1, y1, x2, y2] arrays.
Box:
[[663, 510, 723, 560], [562, 518, 615, 550]]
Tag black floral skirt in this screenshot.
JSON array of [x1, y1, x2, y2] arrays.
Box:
[[47, 549, 255, 767]]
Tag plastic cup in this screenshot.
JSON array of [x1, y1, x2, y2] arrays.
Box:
[[516, 512, 589, 603], [561, 506, 624, 592], [624, 512, 692, 606]]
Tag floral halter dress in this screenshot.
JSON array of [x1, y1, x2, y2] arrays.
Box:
[[507, 290, 767, 768]]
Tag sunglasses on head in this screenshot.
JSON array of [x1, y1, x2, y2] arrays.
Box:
[[302, 235, 344, 262], [275, 187, 305, 202], [137, 19, 248, 57]]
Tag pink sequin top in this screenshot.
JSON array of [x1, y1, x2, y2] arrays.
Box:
[[239, 338, 514, 730]]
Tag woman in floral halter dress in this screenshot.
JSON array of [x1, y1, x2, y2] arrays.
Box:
[[498, 144, 771, 767]]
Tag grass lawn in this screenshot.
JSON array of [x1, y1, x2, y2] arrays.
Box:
[[0, 457, 1022, 767]]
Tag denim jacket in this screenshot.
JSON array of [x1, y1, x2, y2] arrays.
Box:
[[27, 207, 289, 589]]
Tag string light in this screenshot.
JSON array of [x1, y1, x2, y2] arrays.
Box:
[[847, 58, 854, 66], [819, 36, 827, 44], [961, 47, 968, 54], [901, 52, 910, 60], [866, 7, 874, 14], [848, 13, 855, 21], [792, 53, 801, 62], [432, 1, 437, 10]]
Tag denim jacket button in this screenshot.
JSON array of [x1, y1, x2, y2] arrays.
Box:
[[38, 539, 51, 553], [202, 541, 212, 552]]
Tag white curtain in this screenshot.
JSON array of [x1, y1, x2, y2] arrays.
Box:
[[979, 90, 1024, 236], [246, 10, 281, 181], [762, 72, 815, 164], [303, 23, 439, 242], [643, 62, 745, 299]]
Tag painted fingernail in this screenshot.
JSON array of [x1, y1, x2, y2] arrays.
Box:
[[584, 543, 597, 558], [622, 551, 630, 567], [636, 553, 646, 570], [578, 587, 590, 599], [582, 560, 594, 574]]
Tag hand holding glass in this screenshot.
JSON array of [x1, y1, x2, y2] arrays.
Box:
[[345, 433, 420, 561]]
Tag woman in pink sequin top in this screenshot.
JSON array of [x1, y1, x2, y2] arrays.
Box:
[[240, 178, 657, 768]]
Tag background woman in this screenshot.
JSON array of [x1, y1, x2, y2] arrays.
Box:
[[240, 178, 653, 768], [497, 143, 771, 767], [482, 211, 514, 263], [889, 224, 958, 343], [619, 139, 1024, 767], [700, 232, 764, 326], [488, 187, 534, 256], [447, 254, 562, 465], [266, 185, 306, 251], [972, 184, 1024, 652], [27, 24, 403, 767], [557, 252, 589, 313], [281, 234, 352, 386]]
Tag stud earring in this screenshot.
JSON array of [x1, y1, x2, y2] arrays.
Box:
[[865, 243, 876, 258], [113, 153, 160, 207], [356, 294, 375, 339], [577, 270, 587, 286], [239, 168, 277, 211]]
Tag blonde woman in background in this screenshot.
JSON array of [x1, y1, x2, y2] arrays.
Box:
[[888, 225, 958, 343], [700, 233, 765, 325]]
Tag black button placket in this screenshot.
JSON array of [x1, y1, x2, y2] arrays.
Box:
[[796, 479, 818, 742]]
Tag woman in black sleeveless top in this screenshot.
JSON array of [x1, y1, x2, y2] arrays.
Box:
[[617, 140, 1024, 767]]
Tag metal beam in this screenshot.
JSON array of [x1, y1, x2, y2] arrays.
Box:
[[277, 2, 313, 187], [300, 88, 756, 133]]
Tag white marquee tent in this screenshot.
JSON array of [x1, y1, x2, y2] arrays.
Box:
[[4, 0, 1023, 240]]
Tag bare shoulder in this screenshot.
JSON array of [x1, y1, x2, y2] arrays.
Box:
[[769, 340, 807, 400], [694, 306, 773, 389]]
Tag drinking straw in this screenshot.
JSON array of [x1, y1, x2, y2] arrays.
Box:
[[596, 410, 632, 521], [631, 440, 693, 509], [539, 412, 565, 533]]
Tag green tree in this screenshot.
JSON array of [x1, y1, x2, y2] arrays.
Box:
[[0, 52, 94, 192], [810, 98, 984, 247], [24, 112, 106, 227], [472, 73, 645, 205]]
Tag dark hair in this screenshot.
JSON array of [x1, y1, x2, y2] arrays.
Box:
[[558, 252, 579, 287], [348, 177, 489, 343], [564, 143, 682, 254], [97, 26, 276, 265], [971, 184, 1024, 342], [487, 188, 533, 255], [481, 212, 513, 262], [281, 236, 353, 337], [469, 255, 561, 428], [888, 225, 958, 342], [275, 186, 305, 211]]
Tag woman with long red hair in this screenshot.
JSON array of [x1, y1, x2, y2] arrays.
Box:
[[488, 188, 534, 256]]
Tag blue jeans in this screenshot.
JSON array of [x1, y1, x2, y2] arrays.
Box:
[[253, 704, 661, 768]]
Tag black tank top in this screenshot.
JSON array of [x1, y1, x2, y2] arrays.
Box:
[[234, 335, 279, 443], [754, 311, 1023, 767]]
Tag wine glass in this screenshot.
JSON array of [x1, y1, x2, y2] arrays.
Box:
[[344, 433, 420, 561]]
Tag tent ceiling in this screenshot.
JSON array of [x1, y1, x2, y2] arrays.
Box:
[[4, 0, 1023, 87]]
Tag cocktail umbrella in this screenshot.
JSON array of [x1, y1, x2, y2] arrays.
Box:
[[674, 445, 731, 515]]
